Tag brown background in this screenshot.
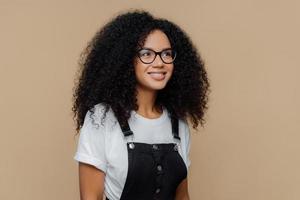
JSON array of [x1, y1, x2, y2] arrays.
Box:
[[1, 0, 299, 199]]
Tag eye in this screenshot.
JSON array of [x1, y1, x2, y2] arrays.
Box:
[[142, 52, 151, 56], [139, 49, 153, 57], [162, 50, 173, 57]]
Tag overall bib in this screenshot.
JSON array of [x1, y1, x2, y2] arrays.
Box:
[[107, 114, 187, 200]]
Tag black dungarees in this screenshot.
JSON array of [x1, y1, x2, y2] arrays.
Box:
[[107, 114, 187, 200]]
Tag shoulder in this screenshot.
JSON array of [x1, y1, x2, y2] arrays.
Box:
[[90, 103, 115, 122], [78, 103, 117, 148], [92, 103, 111, 117], [91, 103, 119, 131], [178, 118, 191, 145], [178, 118, 191, 169], [79, 103, 114, 133], [178, 118, 190, 135]]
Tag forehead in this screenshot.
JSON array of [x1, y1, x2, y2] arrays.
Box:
[[142, 30, 171, 51]]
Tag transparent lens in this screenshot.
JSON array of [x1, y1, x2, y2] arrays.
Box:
[[161, 49, 175, 63], [137, 49, 176, 64], [138, 49, 155, 63]]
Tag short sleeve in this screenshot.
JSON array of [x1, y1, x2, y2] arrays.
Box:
[[73, 105, 107, 173], [181, 120, 191, 170], [185, 122, 191, 169]]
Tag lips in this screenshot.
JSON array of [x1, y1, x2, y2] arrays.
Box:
[[147, 72, 166, 81]]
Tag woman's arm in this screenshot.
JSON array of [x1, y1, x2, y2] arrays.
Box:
[[175, 178, 190, 200], [78, 162, 105, 200]]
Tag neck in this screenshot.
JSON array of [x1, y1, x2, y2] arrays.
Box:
[[135, 86, 162, 118]]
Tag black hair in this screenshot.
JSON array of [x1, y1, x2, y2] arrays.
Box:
[[72, 9, 210, 134]]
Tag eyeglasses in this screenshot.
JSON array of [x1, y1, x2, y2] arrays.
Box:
[[136, 48, 176, 64]]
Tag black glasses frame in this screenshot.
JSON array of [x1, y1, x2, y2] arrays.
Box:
[[136, 48, 177, 64]]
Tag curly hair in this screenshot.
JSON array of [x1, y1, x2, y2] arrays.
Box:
[[72, 9, 210, 135]]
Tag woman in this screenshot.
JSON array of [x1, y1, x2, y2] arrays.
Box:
[[72, 10, 210, 200]]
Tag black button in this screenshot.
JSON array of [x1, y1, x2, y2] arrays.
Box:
[[128, 143, 135, 149], [157, 165, 162, 171], [174, 144, 178, 151], [155, 188, 161, 193]]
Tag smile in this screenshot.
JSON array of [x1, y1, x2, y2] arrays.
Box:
[[147, 72, 167, 81]]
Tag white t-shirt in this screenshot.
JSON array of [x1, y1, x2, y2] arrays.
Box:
[[73, 103, 191, 200]]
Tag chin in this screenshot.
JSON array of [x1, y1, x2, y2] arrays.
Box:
[[137, 82, 167, 91], [148, 82, 168, 90]]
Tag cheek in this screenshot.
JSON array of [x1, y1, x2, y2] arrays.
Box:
[[168, 65, 174, 75], [134, 63, 146, 79]]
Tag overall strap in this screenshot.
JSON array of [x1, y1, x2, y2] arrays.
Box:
[[116, 116, 133, 137], [171, 114, 181, 140], [120, 121, 133, 137]]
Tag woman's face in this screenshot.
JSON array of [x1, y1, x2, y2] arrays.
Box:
[[134, 29, 174, 92]]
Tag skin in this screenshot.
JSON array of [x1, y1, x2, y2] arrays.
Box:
[[78, 29, 190, 200], [134, 29, 174, 118]]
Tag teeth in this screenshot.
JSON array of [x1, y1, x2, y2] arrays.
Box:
[[148, 72, 165, 80]]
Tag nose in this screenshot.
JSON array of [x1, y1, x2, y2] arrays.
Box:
[[152, 54, 164, 67]]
